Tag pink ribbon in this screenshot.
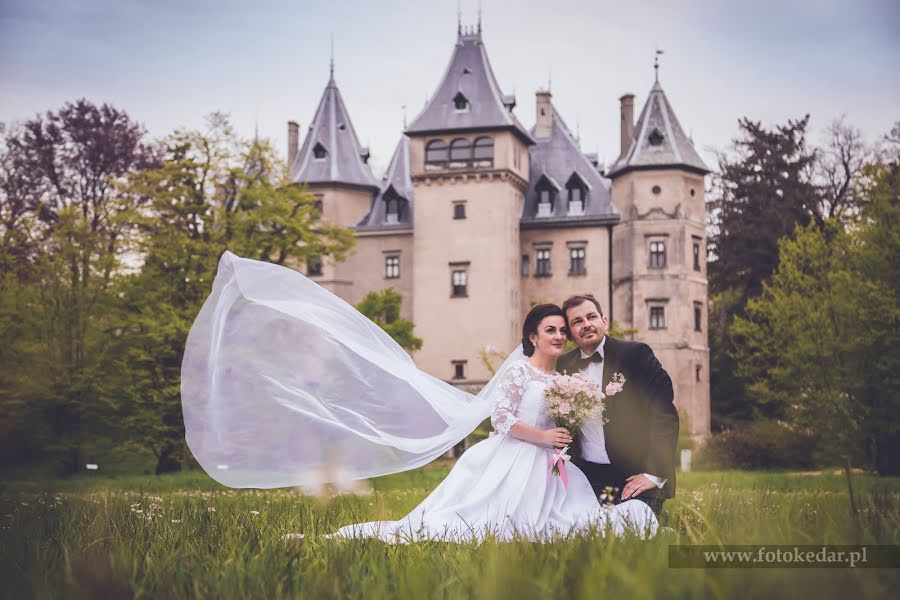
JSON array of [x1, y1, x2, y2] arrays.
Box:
[[548, 445, 571, 488]]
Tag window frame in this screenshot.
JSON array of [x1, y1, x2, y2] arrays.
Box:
[[452, 360, 467, 380], [694, 301, 703, 332], [451, 269, 468, 297], [569, 246, 586, 276], [649, 303, 666, 330], [385, 255, 400, 279], [535, 248, 552, 277], [649, 240, 667, 269], [425, 139, 448, 169], [453, 201, 466, 220], [692, 235, 702, 271], [472, 136, 494, 167]]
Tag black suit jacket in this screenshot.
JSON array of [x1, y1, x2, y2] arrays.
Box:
[[556, 337, 679, 499]]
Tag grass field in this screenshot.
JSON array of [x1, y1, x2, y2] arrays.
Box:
[[2, 462, 898, 599]]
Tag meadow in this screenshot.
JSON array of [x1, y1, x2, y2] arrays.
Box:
[[1, 462, 898, 599]]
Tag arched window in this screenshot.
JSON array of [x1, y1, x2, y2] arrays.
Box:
[[425, 139, 448, 169], [648, 128, 664, 147], [473, 136, 494, 167], [566, 174, 587, 216], [313, 142, 327, 159], [453, 92, 469, 111], [449, 138, 471, 168]]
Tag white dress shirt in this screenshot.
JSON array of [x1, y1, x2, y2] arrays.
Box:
[[576, 336, 667, 489]]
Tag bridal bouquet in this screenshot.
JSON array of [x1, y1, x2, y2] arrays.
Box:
[[544, 372, 626, 484]]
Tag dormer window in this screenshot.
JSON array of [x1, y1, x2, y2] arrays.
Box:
[[566, 174, 587, 216], [538, 190, 553, 217], [648, 128, 664, 147], [453, 92, 469, 111], [384, 191, 406, 225], [535, 175, 559, 218], [313, 143, 327, 159]]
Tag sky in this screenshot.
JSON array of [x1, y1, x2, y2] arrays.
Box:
[[1, 0, 898, 177]]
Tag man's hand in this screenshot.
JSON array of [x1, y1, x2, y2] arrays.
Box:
[[621, 474, 657, 500]]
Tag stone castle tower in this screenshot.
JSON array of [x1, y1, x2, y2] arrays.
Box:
[[606, 71, 711, 438], [287, 26, 711, 437]]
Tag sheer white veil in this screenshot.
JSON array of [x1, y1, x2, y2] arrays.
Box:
[[181, 251, 527, 488]]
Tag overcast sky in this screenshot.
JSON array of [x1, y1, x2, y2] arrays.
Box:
[[2, 0, 898, 177]]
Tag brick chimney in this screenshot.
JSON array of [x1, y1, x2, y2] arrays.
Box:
[[534, 90, 553, 139], [618, 94, 635, 160], [287, 120, 299, 171]]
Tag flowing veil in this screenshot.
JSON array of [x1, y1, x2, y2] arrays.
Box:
[[181, 251, 526, 489]]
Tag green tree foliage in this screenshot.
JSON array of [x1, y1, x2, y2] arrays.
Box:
[[355, 288, 423, 352], [729, 161, 900, 473], [0, 100, 157, 473], [708, 116, 821, 428]]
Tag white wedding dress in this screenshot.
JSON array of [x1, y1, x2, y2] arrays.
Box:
[[329, 360, 658, 542], [181, 252, 657, 543]]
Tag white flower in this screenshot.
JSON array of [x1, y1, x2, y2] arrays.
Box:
[[172, 519, 182, 523], [207, 507, 216, 512], [250, 510, 260, 516]]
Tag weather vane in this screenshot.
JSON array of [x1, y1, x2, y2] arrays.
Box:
[[654, 47, 664, 82]]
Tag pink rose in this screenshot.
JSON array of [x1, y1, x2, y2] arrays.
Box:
[[605, 381, 624, 396], [559, 402, 572, 415]]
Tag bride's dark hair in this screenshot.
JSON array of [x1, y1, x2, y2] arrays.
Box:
[[522, 303, 565, 357]]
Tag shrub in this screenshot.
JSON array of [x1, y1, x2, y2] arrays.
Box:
[[694, 420, 818, 470]]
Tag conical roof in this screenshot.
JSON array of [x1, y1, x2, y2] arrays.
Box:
[[406, 27, 533, 144], [290, 75, 379, 189], [607, 80, 709, 178], [357, 135, 414, 230]]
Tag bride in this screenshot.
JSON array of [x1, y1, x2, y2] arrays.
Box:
[[181, 252, 658, 542]]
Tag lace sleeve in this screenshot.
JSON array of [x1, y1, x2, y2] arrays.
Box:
[[491, 362, 528, 435]]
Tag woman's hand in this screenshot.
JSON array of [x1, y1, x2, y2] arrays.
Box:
[[543, 427, 573, 448]]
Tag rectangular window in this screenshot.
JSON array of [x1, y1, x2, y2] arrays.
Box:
[[649, 240, 666, 268], [569, 247, 586, 275], [535, 249, 551, 277], [694, 301, 703, 331], [650, 305, 666, 330], [385, 255, 400, 279], [453, 202, 466, 219], [307, 256, 322, 277], [692, 236, 702, 271], [452, 360, 467, 380], [451, 270, 468, 297], [696, 365, 702, 382], [521, 254, 530, 277]]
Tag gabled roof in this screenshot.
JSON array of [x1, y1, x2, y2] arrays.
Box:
[[607, 80, 709, 178], [406, 27, 534, 145], [356, 135, 414, 230], [290, 74, 379, 190], [522, 104, 618, 226]]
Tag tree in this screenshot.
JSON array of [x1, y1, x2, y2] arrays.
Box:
[[355, 288, 423, 352], [0, 100, 157, 473], [730, 159, 900, 474], [113, 115, 355, 473], [707, 116, 822, 428]]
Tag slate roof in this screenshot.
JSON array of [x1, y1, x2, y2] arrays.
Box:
[[356, 135, 414, 231], [607, 80, 709, 178], [406, 27, 534, 145], [290, 74, 379, 190], [521, 104, 618, 227]]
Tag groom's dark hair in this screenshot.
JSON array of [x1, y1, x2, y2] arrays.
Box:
[[561, 294, 605, 319], [522, 303, 564, 357]]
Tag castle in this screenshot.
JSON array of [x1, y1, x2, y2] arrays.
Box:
[[286, 25, 711, 438]]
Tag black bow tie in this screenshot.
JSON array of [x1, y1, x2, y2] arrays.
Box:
[[574, 352, 604, 371]]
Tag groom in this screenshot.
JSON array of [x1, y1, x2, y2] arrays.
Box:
[[557, 294, 679, 515]]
